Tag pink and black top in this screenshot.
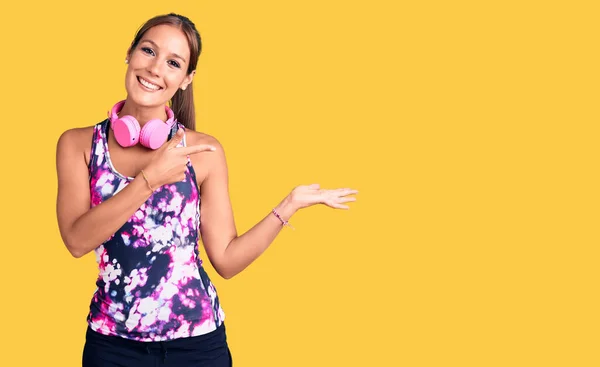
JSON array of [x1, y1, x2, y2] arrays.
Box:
[[86, 118, 225, 342]]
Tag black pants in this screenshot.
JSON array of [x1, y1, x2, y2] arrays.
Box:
[[82, 324, 232, 367]]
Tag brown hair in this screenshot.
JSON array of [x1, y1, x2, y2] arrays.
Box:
[[128, 13, 202, 130]]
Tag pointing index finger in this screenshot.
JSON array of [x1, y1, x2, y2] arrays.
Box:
[[178, 144, 217, 155]]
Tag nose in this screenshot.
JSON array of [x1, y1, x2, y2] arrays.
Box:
[[147, 58, 162, 77]]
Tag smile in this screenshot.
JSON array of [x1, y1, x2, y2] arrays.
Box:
[[137, 76, 162, 91]]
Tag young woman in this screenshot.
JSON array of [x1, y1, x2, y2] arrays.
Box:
[[55, 13, 357, 367]]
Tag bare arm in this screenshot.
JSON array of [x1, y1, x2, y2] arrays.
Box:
[[56, 128, 154, 257], [56, 128, 215, 258], [197, 138, 357, 279]]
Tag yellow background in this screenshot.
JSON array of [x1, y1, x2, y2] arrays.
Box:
[[0, 0, 598, 366]]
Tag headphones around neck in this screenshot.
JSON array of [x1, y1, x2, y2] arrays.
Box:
[[109, 100, 176, 150]]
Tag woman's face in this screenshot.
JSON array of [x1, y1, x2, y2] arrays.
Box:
[[125, 24, 194, 108]]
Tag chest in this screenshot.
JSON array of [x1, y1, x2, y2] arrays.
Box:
[[86, 122, 209, 189], [106, 137, 157, 178]]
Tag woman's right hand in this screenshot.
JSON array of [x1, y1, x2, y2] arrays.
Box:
[[143, 128, 216, 188]]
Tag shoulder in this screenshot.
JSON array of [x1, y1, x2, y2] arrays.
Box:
[[184, 128, 223, 151], [56, 124, 98, 165], [184, 128, 226, 161], [57, 125, 96, 151], [184, 129, 228, 183]]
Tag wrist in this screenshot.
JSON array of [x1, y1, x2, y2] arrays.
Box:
[[274, 195, 298, 222], [139, 169, 156, 193]]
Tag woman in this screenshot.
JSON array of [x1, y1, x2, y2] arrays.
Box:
[[55, 13, 357, 367]]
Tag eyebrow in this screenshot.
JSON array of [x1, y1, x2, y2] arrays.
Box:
[[140, 39, 187, 63]]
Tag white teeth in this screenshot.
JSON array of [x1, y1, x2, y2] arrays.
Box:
[[139, 77, 160, 90]]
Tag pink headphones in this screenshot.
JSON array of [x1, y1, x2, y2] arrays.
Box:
[[109, 100, 176, 150]]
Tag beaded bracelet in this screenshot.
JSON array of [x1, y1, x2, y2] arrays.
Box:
[[272, 208, 295, 230]]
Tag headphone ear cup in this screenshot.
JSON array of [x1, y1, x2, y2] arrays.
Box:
[[112, 115, 141, 147], [140, 119, 170, 150]]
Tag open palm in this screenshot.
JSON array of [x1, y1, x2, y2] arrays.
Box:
[[290, 184, 358, 210]]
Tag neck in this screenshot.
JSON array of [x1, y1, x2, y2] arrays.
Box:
[[118, 98, 168, 126]]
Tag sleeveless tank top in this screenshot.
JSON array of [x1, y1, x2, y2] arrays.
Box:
[[86, 118, 225, 342]]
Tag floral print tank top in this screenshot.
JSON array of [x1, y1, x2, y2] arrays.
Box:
[[86, 119, 225, 342]]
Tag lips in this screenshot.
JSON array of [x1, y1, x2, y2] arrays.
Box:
[[137, 76, 162, 91]]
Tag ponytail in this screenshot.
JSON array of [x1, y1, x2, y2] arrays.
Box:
[[171, 84, 196, 131]]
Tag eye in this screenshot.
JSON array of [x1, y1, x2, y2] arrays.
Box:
[[141, 47, 155, 56], [168, 60, 181, 68]]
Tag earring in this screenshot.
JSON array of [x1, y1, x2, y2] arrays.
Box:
[[125, 59, 129, 64], [181, 86, 187, 91]]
